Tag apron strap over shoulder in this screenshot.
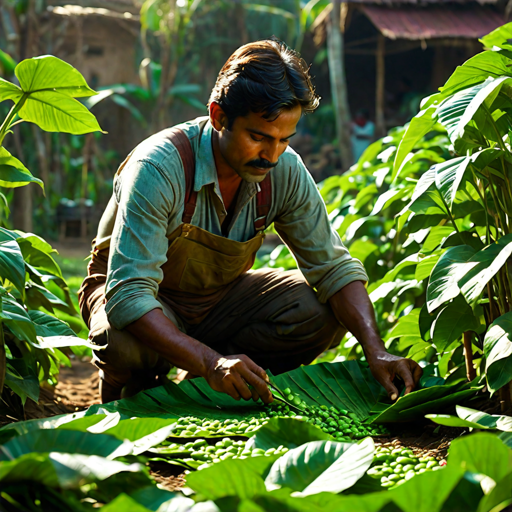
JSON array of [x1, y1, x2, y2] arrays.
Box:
[[254, 175, 272, 231], [162, 128, 197, 224]]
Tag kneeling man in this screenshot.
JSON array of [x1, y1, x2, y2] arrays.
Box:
[[79, 39, 422, 404]]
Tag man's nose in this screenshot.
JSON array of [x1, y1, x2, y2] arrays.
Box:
[[260, 141, 280, 163]]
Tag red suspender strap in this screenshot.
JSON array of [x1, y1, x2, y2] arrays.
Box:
[[163, 127, 197, 224], [254, 174, 272, 231]]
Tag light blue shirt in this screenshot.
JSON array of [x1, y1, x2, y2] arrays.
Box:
[[99, 117, 368, 329]]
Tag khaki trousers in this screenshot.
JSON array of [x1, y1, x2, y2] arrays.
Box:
[[79, 251, 345, 391]]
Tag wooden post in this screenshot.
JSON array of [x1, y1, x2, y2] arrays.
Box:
[[327, 0, 354, 170], [375, 33, 386, 138]]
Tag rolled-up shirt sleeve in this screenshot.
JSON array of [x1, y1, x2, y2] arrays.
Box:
[[274, 156, 369, 303], [105, 159, 178, 329]]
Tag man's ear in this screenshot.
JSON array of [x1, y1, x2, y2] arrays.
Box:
[[209, 102, 228, 131]]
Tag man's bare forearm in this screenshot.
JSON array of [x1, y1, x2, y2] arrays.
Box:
[[328, 280, 386, 358], [124, 308, 273, 402], [125, 308, 219, 377]]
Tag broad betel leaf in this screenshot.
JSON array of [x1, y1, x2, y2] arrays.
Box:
[[18, 90, 103, 135], [0, 428, 133, 461], [246, 418, 333, 452], [480, 22, 512, 52], [28, 310, 75, 337], [100, 494, 153, 512], [427, 405, 512, 432], [484, 312, 512, 393], [433, 156, 470, 210], [0, 240, 26, 296], [0, 452, 143, 489], [4, 367, 39, 405], [426, 245, 476, 312], [459, 235, 512, 304], [432, 294, 480, 352], [437, 77, 511, 144], [447, 432, 512, 483], [186, 455, 278, 500], [393, 107, 438, 182], [389, 467, 467, 512], [15, 55, 97, 98], [0, 78, 22, 102], [264, 438, 374, 496], [440, 51, 512, 98], [0, 147, 43, 189]]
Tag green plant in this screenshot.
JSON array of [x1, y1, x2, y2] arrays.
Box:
[[0, 55, 101, 414]]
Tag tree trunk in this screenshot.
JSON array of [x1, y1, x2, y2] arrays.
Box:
[[375, 34, 386, 138], [326, 0, 353, 170]]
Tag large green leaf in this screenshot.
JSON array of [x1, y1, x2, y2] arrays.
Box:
[[4, 366, 39, 405], [28, 310, 75, 337], [15, 55, 96, 98], [0, 240, 26, 296], [2, 296, 37, 345], [0, 428, 133, 461], [426, 245, 476, 312], [437, 77, 510, 144], [484, 312, 512, 393], [246, 418, 333, 452], [432, 295, 480, 352], [102, 417, 178, 455], [370, 381, 480, 423], [440, 52, 512, 98], [388, 467, 465, 512], [459, 235, 512, 304], [264, 438, 374, 496], [426, 405, 512, 431], [480, 22, 512, 52], [433, 156, 471, 210], [86, 361, 386, 424], [393, 107, 438, 182], [0, 452, 143, 489], [4, 56, 102, 134], [447, 432, 512, 483], [186, 455, 278, 500], [18, 90, 103, 134], [100, 494, 153, 512], [0, 147, 43, 189]]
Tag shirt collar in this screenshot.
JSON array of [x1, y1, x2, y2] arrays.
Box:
[[195, 120, 220, 193], [194, 119, 261, 198]]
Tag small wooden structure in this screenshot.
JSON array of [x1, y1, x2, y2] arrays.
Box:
[[314, 0, 505, 136]]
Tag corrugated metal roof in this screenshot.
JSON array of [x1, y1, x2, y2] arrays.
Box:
[[361, 5, 504, 39]]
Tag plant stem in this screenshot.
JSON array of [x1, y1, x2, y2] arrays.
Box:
[[463, 331, 476, 382], [437, 190, 460, 234], [0, 93, 28, 147], [488, 282, 497, 323]]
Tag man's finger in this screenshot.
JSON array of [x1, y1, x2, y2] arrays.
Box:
[[397, 360, 416, 395], [239, 366, 273, 404], [244, 357, 270, 384], [231, 373, 253, 401], [224, 381, 241, 401], [378, 375, 399, 401], [412, 363, 423, 384]]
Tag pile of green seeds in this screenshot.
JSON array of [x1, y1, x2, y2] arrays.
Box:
[[368, 446, 444, 489], [169, 388, 387, 440], [153, 438, 288, 470]]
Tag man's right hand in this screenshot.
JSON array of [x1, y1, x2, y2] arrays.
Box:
[[205, 354, 273, 404]]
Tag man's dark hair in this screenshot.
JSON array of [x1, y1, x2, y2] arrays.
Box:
[[208, 39, 320, 128]]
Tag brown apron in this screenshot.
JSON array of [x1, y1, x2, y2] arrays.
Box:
[[95, 127, 272, 326]]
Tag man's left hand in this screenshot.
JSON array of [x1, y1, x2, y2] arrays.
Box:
[[366, 350, 423, 401]]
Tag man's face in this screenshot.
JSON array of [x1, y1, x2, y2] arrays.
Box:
[[214, 104, 302, 183]]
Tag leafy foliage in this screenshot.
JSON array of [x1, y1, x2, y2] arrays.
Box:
[[0, 55, 101, 413]]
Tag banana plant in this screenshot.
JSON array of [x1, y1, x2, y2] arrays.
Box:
[[0, 55, 102, 413]]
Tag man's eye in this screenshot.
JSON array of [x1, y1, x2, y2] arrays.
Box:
[[250, 135, 264, 142]]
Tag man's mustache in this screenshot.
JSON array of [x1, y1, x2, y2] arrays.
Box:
[[247, 158, 278, 169]]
